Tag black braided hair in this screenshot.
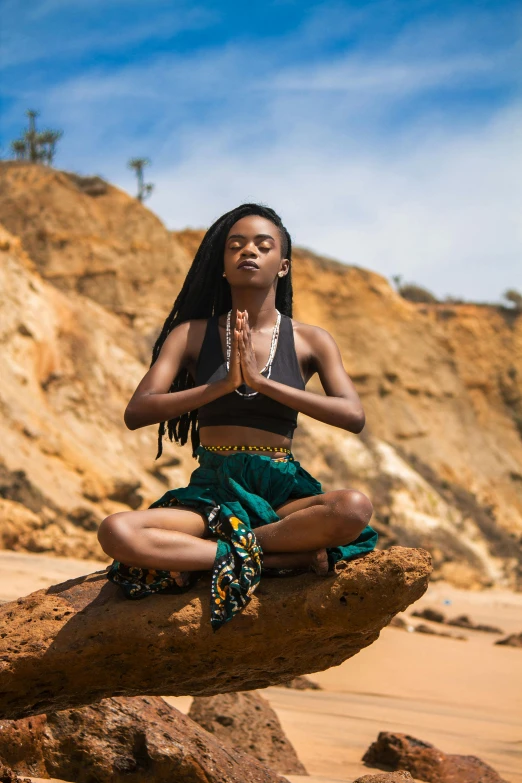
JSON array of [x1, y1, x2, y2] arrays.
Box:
[[151, 203, 294, 460]]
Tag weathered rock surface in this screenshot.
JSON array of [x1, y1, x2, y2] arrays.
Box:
[[362, 731, 508, 782], [494, 631, 522, 647], [0, 546, 431, 719], [413, 623, 467, 641], [188, 691, 306, 775], [412, 608, 503, 634], [388, 614, 467, 639], [0, 695, 287, 783], [0, 763, 31, 783], [353, 773, 414, 782], [412, 607, 445, 623], [0, 162, 192, 336], [446, 614, 503, 633], [279, 675, 321, 690]]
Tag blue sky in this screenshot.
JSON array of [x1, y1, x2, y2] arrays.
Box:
[[1, 0, 521, 303]]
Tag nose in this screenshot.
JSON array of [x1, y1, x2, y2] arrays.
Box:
[[239, 241, 258, 257]]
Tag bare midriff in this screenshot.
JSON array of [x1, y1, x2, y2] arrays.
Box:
[[199, 424, 292, 458]]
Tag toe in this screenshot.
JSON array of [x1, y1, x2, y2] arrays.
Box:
[[311, 549, 329, 576]]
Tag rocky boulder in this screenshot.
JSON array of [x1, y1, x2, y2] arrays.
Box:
[[188, 691, 306, 775], [494, 631, 522, 647], [362, 731, 508, 782], [0, 546, 431, 719], [279, 675, 321, 690], [0, 763, 31, 783], [0, 696, 287, 783]]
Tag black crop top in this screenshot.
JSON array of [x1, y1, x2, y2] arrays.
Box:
[[195, 313, 306, 437]]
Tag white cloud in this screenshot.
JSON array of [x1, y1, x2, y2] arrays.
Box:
[[140, 101, 522, 303], [0, 3, 215, 69], [4, 1, 521, 302], [271, 55, 497, 95]]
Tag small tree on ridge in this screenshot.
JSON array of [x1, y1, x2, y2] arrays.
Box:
[[128, 157, 154, 202]]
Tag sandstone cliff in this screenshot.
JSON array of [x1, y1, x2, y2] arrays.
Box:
[[0, 161, 520, 589]]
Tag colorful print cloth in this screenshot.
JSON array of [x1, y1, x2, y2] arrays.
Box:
[[106, 445, 378, 632]]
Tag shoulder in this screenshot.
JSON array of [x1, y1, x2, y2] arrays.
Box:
[[161, 318, 210, 355], [290, 318, 335, 348], [164, 318, 209, 339], [289, 318, 340, 370]]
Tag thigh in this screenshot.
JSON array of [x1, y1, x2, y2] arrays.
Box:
[[104, 504, 211, 539]]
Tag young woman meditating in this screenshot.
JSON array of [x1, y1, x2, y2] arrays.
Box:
[[98, 203, 378, 631]]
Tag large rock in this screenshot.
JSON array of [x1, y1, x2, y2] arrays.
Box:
[[188, 691, 306, 775], [362, 731, 508, 783], [279, 675, 321, 690], [0, 696, 287, 783], [0, 763, 31, 783], [0, 546, 431, 719], [494, 631, 522, 647]]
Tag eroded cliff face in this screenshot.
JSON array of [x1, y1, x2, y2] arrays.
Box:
[[0, 162, 193, 338], [0, 222, 188, 560], [0, 161, 520, 588]]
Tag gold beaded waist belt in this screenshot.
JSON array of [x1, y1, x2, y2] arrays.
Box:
[[201, 444, 292, 454]]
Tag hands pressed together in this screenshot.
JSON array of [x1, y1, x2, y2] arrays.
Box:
[[227, 309, 263, 392]]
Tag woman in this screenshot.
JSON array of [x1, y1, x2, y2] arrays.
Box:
[[98, 203, 378, 632]]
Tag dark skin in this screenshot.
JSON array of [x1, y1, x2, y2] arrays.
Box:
[[97, 215, 373, 582]]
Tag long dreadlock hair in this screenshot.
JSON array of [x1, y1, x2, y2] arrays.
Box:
[[151, 203, 294, 460]]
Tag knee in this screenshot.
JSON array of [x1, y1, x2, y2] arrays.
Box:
[[97, 512, 134, 560], [329, 489, 373, 541]]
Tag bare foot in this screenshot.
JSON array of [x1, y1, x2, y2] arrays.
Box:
[[310, 548, 329, 576], [262, 549, 330, 573]]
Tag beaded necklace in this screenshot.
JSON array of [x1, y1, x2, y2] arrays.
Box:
[[225, 308, 281, 398]]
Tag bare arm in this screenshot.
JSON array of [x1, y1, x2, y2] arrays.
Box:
[[124, 321, 233, 430], [250, 325, 365, 433]]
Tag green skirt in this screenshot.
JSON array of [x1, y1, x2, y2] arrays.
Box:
[[106, 445, 378, 632]]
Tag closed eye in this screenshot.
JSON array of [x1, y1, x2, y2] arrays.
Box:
[[229, 242, 271, 251]]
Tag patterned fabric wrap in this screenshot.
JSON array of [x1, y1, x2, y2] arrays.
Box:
[[106, 445, 379, 632]]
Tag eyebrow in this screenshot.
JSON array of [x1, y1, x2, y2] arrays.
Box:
[[227, 233, 275, 242]]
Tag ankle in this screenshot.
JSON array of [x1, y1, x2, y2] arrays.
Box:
[[262, 551, 315, 569]]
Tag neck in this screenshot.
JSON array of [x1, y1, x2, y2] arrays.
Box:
[[229, 288, 278, 331]]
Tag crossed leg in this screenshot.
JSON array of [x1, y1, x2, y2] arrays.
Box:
[[97, 488, 373, 576]]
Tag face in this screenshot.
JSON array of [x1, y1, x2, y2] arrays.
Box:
[[223, 215, 289, 285]]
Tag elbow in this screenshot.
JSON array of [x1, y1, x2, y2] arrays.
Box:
[[124, 404, 139, 431], [350, 410, 366, 434]]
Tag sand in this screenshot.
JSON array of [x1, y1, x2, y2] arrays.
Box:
[[1, 550, 520, 783]]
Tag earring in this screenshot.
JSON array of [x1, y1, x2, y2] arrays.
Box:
[[278, 272, 284, 277], [222, 272, 226, 277]]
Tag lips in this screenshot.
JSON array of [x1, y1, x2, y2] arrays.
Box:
[[238, 260, 259, 269]]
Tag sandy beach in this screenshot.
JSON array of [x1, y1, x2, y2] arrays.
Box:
[[1, 550, 520, 783]]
